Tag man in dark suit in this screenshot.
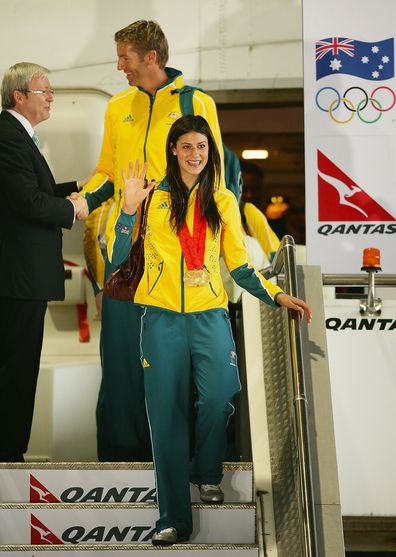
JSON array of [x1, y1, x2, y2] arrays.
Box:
[[0, 62, 88, 462]]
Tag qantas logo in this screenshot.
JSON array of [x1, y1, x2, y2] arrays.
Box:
[[317, 150, 395, 221], [31, 514, 63, 545], [30, 515, 155, 544], [29, 474, 156, 503], [30, 475, 60, 503]]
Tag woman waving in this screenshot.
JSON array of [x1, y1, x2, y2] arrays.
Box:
[[109, 115, 312, 545]]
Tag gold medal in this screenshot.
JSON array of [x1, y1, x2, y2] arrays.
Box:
[[184, 268, 210, 287], [178, 194, 209, 287]]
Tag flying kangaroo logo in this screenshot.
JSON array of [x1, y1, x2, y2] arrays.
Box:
[[31, 514, 63, 545], [30, 475, 60, 503], [317, 150, 395, 221]]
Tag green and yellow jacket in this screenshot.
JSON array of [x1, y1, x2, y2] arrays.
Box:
[[243, 202, 280, 260], [80, 68, 223, 292], [110, 180, 284, 313]]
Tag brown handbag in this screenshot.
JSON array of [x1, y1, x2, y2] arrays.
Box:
[[104, 189, 154, 301]]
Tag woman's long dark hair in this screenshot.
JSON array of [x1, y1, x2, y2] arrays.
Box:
[[165, 115, 222, 235]]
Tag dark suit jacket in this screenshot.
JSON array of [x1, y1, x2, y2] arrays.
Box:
[[0, 110, 78, 300]]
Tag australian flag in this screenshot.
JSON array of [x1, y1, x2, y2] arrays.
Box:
[[316, 37, 394, 80]]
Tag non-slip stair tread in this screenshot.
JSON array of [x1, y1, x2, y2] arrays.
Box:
[[0, 502, 256, 509], [0, 462, 253, 470], [0, 542, 259, 549], [0, 547, 259, 556]]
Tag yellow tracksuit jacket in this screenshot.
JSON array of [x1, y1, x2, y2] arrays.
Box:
[[80, 68, 223, 291], [110, 180, 284, 313], [243, 202, 280, 260], [83, 200, 115, 292]]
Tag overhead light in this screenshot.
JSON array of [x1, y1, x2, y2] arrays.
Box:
[[242, 149, 269, 160]]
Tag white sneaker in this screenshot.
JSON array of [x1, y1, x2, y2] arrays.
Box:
[[199, 484, 224, 503], [151, 527, 188, 545]]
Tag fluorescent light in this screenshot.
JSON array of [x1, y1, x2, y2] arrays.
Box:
[[242, 149, 269, 160]]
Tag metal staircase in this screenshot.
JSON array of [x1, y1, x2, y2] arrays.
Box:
[[0, 236, 345, 556], [0, 462, 259, 555]]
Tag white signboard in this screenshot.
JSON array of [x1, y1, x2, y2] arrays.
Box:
[[0, 467, 253, 504], [303, 0, 396, 273], [0, 506, 255, 545], [325, 299, 396, 515]]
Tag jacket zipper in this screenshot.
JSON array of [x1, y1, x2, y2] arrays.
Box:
[[180, 255, 185, 313], [143, 94, 155, 162]]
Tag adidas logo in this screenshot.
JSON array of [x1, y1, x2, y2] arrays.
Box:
[[123, 114, 134, 122], [142, 358, 150, 368], [157, 202, 169, 209]]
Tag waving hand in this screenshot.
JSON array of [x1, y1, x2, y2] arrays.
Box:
[[122, 160, 156, 215]]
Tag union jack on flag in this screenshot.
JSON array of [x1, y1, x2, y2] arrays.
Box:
[[316, 38, 354, 60]]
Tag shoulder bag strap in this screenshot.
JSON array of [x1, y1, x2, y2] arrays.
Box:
[[138, 188, 154, 240]]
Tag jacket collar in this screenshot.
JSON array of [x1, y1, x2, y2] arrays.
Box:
[[137, 67, 184, 96], [157, 178, 200, 196], [0, 110, 54, 178], [4, 109, 34, 137], [157, 177, 170, 191], [0, 109, 30, 134]]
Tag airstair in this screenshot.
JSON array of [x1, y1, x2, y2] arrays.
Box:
[[0, 461, 257, 555], [0, 236, 345, 556]]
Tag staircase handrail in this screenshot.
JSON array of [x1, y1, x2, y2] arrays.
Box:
[[264, 234, 318, 557]]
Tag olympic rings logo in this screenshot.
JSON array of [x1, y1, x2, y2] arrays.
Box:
[[315, 86, 396, 124]]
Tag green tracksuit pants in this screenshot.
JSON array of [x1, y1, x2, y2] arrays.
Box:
[[96, 259, 152, 461], [140, 306, 241, 538]]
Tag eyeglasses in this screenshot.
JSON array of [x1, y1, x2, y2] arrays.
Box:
[[22, 89, 55, 95]]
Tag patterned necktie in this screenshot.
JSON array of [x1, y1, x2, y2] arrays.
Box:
[[32, 132, 42, 153]]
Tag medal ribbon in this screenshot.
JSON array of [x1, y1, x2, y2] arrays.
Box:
[[178, 194, 207, 270]]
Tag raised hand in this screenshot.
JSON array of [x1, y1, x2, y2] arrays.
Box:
[[121, 160, 156, 215]]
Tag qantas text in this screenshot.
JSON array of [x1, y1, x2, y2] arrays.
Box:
[[326, 318, 396, 331], [318, 223, 396, 235], [60, 486, 156, 503], [62, 525, 156, 543]]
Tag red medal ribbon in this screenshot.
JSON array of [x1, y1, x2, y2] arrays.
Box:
[[178, 194, 207, 271]]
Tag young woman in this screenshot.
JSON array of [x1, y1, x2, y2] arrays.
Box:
[[109, 115, 312, 545]]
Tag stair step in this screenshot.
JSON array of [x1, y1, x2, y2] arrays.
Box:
[[0, 462, 253, 504], [0, 503, 256, 545], [0, 544, 259, 556]]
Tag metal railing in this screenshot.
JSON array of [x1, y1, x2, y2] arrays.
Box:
[[322, 273, 396, 316], [322, 274, 396, 286], [264, 235, 318, 557]]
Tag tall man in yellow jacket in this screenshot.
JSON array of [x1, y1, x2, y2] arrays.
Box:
[[78, 20, 224, 461]]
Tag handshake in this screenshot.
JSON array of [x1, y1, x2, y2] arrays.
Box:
[[68, 192, 89, 221]]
